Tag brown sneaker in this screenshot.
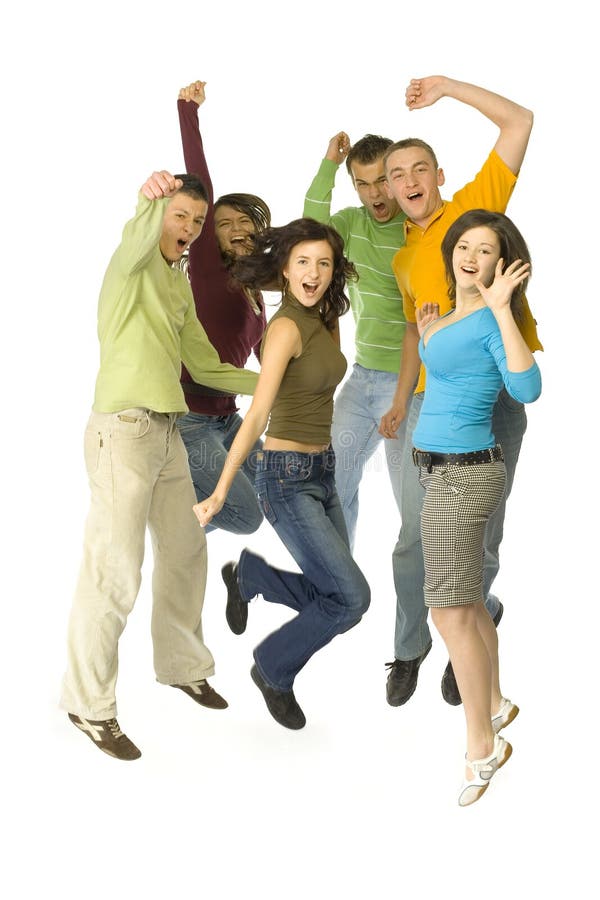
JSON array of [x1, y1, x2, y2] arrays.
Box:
[[171, 680, 228, 709], [68, 713, 141, 760]]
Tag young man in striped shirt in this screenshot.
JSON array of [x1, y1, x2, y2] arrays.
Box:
[[304, 133, 407, 548]]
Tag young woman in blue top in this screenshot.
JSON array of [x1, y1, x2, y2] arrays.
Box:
[[413, 209, 541, 806]]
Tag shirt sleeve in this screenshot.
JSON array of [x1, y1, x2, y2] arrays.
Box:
[[180, 283, 258, 396], [452, 150, 517, 216], [177, 98, 224, 288], [485, 316, 542, 403], [114, 194, 169, 276], [304, 158, 337, 222]]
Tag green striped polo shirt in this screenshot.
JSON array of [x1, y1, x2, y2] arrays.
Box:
[[304, 158, 407, 372]]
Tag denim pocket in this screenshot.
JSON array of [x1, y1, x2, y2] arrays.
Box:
[[255, 486, 277, 525]]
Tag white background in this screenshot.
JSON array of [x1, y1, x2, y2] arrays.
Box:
[[2, 1, 595, 897]]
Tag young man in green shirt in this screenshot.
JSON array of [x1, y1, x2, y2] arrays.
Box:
[[304, 133, 407, 548], [61, 170, 258, 761]]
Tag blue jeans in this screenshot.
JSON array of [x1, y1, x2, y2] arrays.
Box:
[[331, 364, 407, 549], [237, 449, 371, 691], [177, 412, 262, 535], [392, 389, 526, 660]]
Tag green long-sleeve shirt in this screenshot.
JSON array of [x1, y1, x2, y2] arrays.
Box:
[[93, 194, 258, 413], [304, 158, 407, 372]]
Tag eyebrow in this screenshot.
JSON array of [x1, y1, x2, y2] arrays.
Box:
[[387, 159, 431, 174]]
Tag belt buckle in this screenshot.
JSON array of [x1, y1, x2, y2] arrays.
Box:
[[413, 448, 432, 472]]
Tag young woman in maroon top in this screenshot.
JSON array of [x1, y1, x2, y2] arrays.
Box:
[[176, 80, 271, 534]]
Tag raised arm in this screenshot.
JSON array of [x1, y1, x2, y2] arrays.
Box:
[[177, 80, 225, 297], [476, 259, 537, 375], [177, 81, 213, 202], [116, 171, 182, 275], [193, 318, 301, 526], [303, 131, 350, 228], [406, 76, 533, 174]]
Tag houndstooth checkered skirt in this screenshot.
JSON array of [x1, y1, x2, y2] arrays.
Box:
[[419, 461, 506, 607]]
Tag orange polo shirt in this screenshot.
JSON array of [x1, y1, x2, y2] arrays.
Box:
[[391, 150, 543, 393]]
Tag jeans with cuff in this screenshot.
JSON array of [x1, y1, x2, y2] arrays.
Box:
[[237, 448, 371, 692]]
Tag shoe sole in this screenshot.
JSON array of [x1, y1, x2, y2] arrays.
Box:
[[222, 563, 247, 635]]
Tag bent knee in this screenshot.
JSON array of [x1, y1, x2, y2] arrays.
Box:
[[346, 581, 371, 621]]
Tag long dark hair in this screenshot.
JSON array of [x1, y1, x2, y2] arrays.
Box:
[[231, 218, 357, 330], [441, 209, 532, 319]]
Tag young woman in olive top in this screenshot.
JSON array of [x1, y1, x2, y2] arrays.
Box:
[[194, 218, 371, 730]]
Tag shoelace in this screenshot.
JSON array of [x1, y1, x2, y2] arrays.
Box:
[[106, 719, 125, 739]]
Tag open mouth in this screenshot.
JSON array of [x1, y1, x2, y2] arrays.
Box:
[[407, 191, 422, 201], [177, 239, 188, 252], [302, 281, 320, 298], [230, 235, 253, 251]]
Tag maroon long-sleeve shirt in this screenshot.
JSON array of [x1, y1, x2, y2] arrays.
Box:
[[178, 99, 266, 415]]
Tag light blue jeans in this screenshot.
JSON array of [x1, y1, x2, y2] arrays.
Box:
[[331, 364, 407, 549], [237, 449, 371, 692], [177, 412, 262, 534], [392, 389, 527, 660]]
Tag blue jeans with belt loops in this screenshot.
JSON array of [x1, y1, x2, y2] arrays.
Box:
[[237, 448, 371, 692]]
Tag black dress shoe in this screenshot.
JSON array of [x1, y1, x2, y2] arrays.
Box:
[[221, 561, 248, 635], [441, 600, 505, 706], [385, 645, 431, 706], [250, 664, 306, 730]]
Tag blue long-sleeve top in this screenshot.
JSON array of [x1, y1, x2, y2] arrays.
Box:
[[413, 307, 542, 454]]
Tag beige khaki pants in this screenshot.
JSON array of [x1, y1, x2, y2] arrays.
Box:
[[61, 408, 214, 720]]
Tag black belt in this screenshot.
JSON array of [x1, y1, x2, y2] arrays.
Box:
[[182, 382, 236, 398], [412, 445, 504, 471]]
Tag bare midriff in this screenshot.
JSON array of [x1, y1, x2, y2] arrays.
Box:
[[264, 437, 330, 454]]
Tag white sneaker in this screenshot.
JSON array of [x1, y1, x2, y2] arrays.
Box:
[[492, 698, 520, 733], [458, 734, 512, 807]]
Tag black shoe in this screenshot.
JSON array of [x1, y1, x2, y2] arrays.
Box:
[[385, 645, 431, 707], [441, 600, 505, 706], [250, 664, 306, 730], [222, 561, 248, 635]]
